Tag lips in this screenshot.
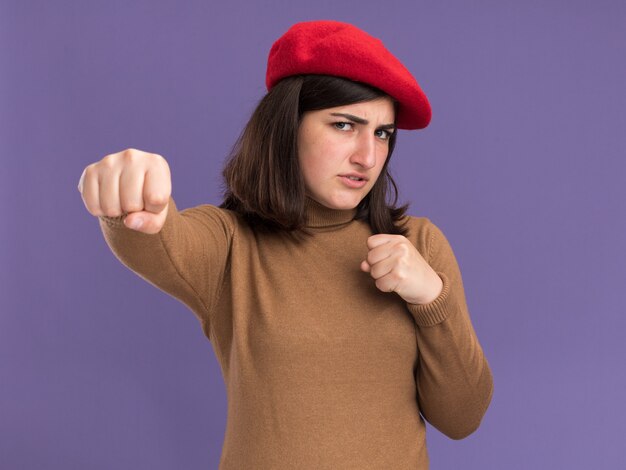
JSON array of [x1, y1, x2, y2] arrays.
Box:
[[339, 175, 368, 188], [339, 173, 368, 181]]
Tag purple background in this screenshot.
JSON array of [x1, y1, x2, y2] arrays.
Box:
[[2, 1, 625, 468]]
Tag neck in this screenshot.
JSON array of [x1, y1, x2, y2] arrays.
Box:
[[304, 196, 358, 228]]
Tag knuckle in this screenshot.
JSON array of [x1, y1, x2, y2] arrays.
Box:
[[122, 200, 144, 213], [121, 149, 142, 164], [99, 154, 117, 169], [101, 206, 121, 217], [82, 200, 97, 216], [386, 270, 397, 282], [151, 153, 170, 170], [145, 192, 168, 206], [376, 279, 390, 292], [84, 164, 96, 178]]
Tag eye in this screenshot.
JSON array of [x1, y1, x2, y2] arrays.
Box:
[[376, 129, 393, 140], [333, 121, 353, 131]]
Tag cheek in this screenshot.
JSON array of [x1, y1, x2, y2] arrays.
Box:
[[369, 155, 389, 184], [302, 160, 329, 189], [375, 152, 389, 172], [298, 151, 323, 192], [300, 139, 335, 180]]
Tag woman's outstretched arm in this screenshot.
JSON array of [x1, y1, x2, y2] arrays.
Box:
[[98, 195, 234, 336], [78, 148, 234, 336]]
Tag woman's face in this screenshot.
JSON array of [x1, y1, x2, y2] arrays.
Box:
[[297, 97, 396, 210]]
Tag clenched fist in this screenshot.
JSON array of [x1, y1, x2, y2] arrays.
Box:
[[360, 234, 444, 305], [77, 148, 172, 234]]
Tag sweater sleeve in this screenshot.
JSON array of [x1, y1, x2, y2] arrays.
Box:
[[405, 219, 494, 440], [97, 195, 234, 339]]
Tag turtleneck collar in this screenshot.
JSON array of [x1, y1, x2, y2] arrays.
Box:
[[304, 196, 358, 228]]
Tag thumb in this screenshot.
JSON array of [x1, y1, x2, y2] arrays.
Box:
[[360, 260, 371, 273], [123, 204, 168, 235]]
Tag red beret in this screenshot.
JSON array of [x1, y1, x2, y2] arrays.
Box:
[[265, 20, 432, 130]]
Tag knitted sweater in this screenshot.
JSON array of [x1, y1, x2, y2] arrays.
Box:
[[98, 195, 493, 469]]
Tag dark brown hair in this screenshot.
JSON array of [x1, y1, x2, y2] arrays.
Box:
[[219, 74, 410, 236]]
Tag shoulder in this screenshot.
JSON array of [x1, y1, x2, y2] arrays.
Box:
[[398, 214, 448, 263]]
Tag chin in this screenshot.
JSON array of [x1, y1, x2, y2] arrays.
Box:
[[322, 192, 364, 210]]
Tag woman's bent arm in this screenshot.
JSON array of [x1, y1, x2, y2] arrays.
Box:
[[406, 220, 494, 440]]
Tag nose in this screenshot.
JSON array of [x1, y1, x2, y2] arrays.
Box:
[[349, 132, 377, 169]]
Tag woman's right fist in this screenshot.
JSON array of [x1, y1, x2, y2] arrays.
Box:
[[77, 148, 172, 234]]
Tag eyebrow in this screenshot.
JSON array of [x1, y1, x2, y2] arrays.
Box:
[[329, 112, 396, 130]]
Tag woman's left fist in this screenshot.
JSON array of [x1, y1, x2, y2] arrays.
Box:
[[360, 234, 443, 305]]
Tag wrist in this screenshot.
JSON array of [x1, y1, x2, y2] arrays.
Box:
[[408, 273, 444, 305]]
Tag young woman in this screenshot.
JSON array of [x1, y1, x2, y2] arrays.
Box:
[[78, 20, 493, 469]]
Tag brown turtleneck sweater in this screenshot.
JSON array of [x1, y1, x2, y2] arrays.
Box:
[[98, 195, 493, 469]]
